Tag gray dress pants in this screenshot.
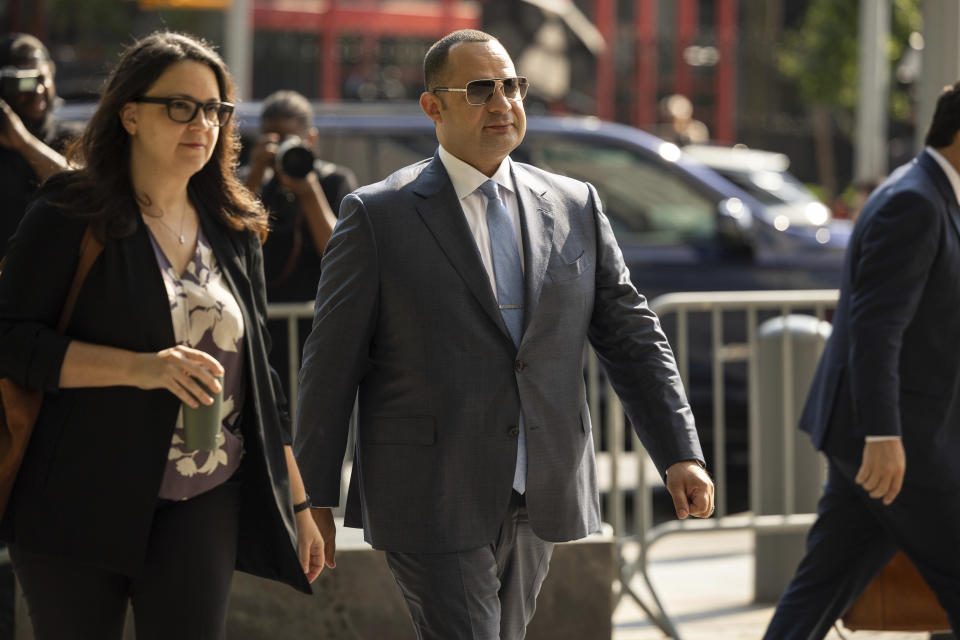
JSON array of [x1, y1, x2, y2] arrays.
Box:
[[385, 491, 555, 640]]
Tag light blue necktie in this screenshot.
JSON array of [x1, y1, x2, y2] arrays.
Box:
[[478, 180, 527, 493]]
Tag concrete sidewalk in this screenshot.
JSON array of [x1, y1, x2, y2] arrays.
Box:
[[612, 530, 934, 640]]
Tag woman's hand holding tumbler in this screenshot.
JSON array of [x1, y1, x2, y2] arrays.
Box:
[[131, 345, 224, 407]]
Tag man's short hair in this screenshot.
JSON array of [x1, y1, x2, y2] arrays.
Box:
[[261, 90, 313, 130], [0, 32, 53, 69], [423, 29, 497, 91], [925, 81, 960, 148]]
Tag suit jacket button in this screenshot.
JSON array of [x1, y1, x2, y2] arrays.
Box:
[[508, 426, 520, 437], [514, 359, 526, 372]]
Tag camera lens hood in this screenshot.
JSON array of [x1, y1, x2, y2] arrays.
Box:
[[275, 136, 315, 179]]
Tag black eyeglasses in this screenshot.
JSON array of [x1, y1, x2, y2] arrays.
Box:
[[133, 96, 234, 127], [431, 77, 529, 106]]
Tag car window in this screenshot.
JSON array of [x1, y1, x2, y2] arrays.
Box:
[[716, 169, 817, 207], [317, 130, 435, 185], [518, 135, 718, 246]]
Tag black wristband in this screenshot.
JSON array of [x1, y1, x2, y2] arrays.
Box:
[[293, 495, 311, 513]]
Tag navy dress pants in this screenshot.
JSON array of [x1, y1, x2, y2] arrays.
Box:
[[763, 458, 960, 640]]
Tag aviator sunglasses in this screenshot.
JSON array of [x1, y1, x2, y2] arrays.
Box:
[[133, 96, 235, 127], [431, 76, 529, 106]]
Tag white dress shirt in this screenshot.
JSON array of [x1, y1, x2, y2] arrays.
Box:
[[926, 146, 960, 206], [437, 145, 525, 296]]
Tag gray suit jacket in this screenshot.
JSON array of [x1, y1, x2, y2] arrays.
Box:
[[295, 154, 703, 553]]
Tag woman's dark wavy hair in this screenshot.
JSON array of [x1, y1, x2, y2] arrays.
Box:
[[58, 31, 267, 240]]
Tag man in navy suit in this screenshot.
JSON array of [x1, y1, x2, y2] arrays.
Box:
[[763, 83, 960, 638], [296, 30, 714, 640]]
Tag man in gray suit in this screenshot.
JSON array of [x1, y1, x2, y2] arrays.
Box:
[[295, 29, 714, 640]]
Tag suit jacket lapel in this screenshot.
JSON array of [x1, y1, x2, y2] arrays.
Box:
[[513, 165, 555, 342], [132, 214, 178, 348], [947, 199, 960, 244], [412, 155, 511, 342]]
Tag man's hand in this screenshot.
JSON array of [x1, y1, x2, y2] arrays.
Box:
[[310, 507, 337, 570], [856, 439, 906, 505], [244, 133, 280, 192], [278, 168, 321, 201], [0, 98, 67, 179], [0, 98, 32, 152], [665, 460, 714, 519]]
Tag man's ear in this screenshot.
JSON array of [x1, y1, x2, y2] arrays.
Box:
[[419, 92, 443, 124], [119, 103, 138, 135]]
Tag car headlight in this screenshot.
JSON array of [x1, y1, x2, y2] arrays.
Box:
[[722, 197, 745, 219], [804, 202, 830, 226], [658, 142, 682, 162]]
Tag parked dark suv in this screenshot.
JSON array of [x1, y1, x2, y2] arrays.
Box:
[[234, 103, 850, 300], [57, 99, 848, 298]]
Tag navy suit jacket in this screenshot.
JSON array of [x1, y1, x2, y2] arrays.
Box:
[[799, 151, 960, 485], [295, 154, 703, 553]]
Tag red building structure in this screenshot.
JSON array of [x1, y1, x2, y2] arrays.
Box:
[[2, 0, 739, 142], [249, 0, 738, 142], [252, 0, 478, 102]]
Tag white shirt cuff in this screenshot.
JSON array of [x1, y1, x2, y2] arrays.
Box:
[[865, 435, 901, 442]]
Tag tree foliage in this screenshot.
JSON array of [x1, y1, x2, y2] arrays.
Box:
[[779, 0, 921, 121]]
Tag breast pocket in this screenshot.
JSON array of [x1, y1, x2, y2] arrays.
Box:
[[547, 249, 586, 283]]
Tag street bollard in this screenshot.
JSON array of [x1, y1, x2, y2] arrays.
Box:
[[754, 314, 830, 603]]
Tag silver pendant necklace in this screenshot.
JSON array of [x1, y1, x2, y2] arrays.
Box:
[[154, 207, 187, 244]]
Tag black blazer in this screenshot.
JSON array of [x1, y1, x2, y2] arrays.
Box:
[[799, 151, 960, 484], [0, 177, 310, 593]]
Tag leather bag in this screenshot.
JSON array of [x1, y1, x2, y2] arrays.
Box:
[[842, 551, 951, 632], [0, 226, 103, 518]]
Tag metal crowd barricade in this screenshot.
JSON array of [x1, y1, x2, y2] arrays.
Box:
[[266, 301, 315, 426], [597, 289, 839, 638], [266, 301, 357, 514]]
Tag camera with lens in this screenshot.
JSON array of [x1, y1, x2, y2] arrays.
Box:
[[274, 136, 315, 179], [0, 66, 42, 101]]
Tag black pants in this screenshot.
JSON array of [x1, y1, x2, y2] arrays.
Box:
[[12, 480, 240, 640], [0, 544, 13, 639]]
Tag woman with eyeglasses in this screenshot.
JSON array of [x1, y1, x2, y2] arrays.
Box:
[[0, 31, 331, 639]]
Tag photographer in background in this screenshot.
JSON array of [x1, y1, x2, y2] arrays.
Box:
[[244, 90, 357, 393], [0, 34, 71, 635], [0, 33, 72, 257]]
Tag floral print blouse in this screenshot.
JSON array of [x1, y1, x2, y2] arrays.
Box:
[[148, 225, 246, 500]]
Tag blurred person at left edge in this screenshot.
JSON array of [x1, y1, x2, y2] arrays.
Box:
[[0, 32, 73, 257], [0, 31, 331, 640]]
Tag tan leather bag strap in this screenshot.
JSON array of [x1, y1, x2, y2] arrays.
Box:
[[56, 227, 104, 333]]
